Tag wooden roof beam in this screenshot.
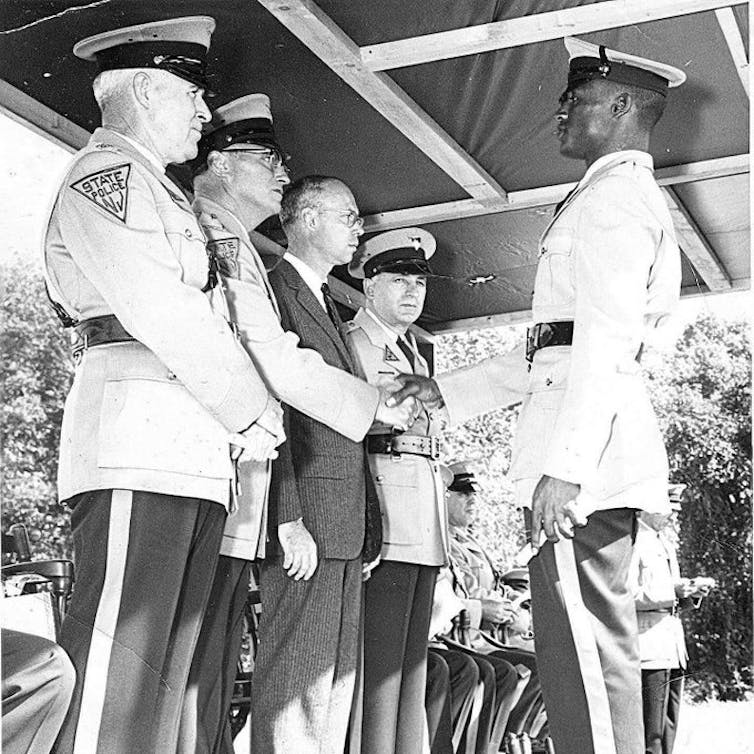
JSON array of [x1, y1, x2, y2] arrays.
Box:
[[362, 0, 748, 71], [715, 7, 749, 97], [0, 78, 88, 152], [662, 187, 732, 291], [364, 154, 749, 231], [255, 0, 506, 203]]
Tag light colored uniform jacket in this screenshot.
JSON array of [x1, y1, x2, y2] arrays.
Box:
[[193, 197, 379, 558], [344, 307, 448, 566], [437, 150, 681, 514], [630, 518, 688, 669], [43, 128, 269, 507]]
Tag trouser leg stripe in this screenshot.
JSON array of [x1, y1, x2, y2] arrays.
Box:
[[73, 489, 132, 754], [554, 538, 617, 754]]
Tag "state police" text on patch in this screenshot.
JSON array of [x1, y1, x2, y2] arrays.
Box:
[[70, 164, 132, 222]]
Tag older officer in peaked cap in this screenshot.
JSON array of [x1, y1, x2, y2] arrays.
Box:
[[388, 38, 685, 754], [44, 18, 284, 754], [344, 228, 452, 754], [188, 95, 410, 753]]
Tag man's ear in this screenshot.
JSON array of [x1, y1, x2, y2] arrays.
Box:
[[612, 91, 633, 117], [207, 150, 230, 177], [132, 71, 152, 109], [301, 205, 319, 231], [363, 278, 375, 300]]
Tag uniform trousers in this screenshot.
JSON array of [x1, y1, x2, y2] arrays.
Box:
[[486, 647, 539, 734], [178, 555, 250, 753], [641, 667, 684, 754], [2, 628, 75, 754], [426, 647, 480, 754], [450, 647, 519, 753], [362, 561, 438, 754], [528, 508, 643, 754], [251, 556, 362, 754], [55, 489, 226, 754]]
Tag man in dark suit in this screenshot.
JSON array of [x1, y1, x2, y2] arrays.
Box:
[[250, 175, 395, 753]]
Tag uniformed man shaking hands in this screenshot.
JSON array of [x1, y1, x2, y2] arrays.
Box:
[[43, 17, 281, 754], [388, 37, 685, 754]]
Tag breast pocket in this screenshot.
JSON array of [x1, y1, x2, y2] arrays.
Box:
[[159, 204, 210, 289], [97, 377, 230, 478], [533, 227, 574, 312]]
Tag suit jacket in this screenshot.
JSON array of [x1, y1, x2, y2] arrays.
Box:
[[265, 258, 379, 560], [193, 197, 379, 559], [344, 307, 448, 566], [630, 518, 688, 669], [438, 150, 681, 514], [44, 128, 269, 506]]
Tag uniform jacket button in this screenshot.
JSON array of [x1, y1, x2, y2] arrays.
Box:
[[545, 377, 553, 386], [166, 371, 177, 381], [185, 229, 193, 238]]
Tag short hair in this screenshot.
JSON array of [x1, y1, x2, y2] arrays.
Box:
[[279, 175, 343, 230], [92, 69, 135, 112], [627, 84, 667, 130]]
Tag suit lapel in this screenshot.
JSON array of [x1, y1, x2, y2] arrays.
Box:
[[281, 261, 356, 370]]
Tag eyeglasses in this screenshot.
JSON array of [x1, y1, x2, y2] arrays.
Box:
[[317, 208, 364, 229], [225, 147, 289, 174]]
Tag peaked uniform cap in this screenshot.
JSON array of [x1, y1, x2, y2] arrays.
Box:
[[73, 16, 215, 90], [564, 36, 686, 96], [448, 461, 480, 493], [349, 227, 436, 280], [194, 93, 283, 169]]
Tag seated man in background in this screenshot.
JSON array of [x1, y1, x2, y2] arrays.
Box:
[[443, 462, 543, 745], [429, 463, 524, 754]]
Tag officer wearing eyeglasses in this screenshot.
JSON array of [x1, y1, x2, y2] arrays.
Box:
[[190, 99, 413, 751]]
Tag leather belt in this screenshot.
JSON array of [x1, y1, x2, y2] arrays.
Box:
[[526, 321, 573, 362], [71, 314, 136, 360], [367, 434, 441, 460]]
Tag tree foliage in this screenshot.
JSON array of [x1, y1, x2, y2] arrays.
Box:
[[645, 315, 752, 701], [1, 260, 73, 558]]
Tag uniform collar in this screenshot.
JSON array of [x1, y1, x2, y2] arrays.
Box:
[[363, 307, 405, 345], [106, 129, 166, 173], [581, 150, 653, 184]]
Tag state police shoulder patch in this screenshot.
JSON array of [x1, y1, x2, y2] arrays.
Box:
[[208, 237, 241, 278], [70, 163, 132, 223]]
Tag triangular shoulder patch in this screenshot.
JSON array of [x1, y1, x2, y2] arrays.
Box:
[[208, 237, 241, 278], [70, 163, 132, 223]]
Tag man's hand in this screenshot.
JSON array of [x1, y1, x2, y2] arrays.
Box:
[[229, 400, 285, 463], [386, 374, 444, 409], [481, 595, 517, 625], [230, 424, 280, 463], [674, 578, 695, 600], [375, 387, 417, 431], [278, 519, 318, 581], [531, 475, 585, 552], [362, 556, 381, 582]]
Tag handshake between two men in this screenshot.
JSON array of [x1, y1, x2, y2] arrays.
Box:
[[230, 373, 438, 465]]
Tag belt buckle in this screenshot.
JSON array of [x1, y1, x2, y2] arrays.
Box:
[[525, 324, 540, 363], [71, 333, 88, 365], [429, 437, 440, 460]]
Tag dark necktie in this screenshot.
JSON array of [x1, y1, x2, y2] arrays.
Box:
[[396, 335, 416, 372], [553, 186, 578, 215], [321, 282, 343, 330]]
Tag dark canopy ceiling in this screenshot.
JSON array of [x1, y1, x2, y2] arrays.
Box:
[[0, 0, 749, 335]]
